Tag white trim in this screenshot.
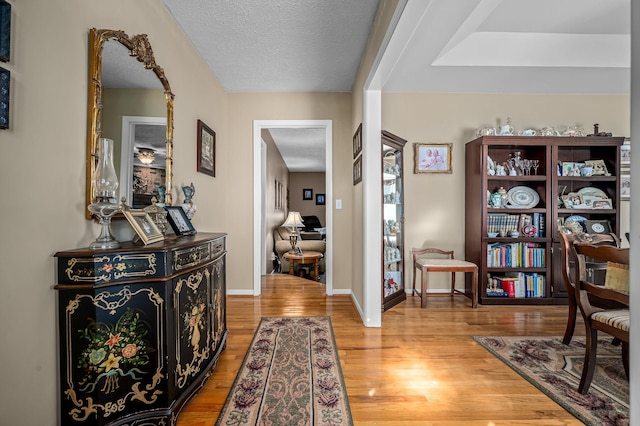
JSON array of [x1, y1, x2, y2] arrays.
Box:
[[253, 120, 333, 296], [360, 0, 429, 326], [119, 115, 166, 205]]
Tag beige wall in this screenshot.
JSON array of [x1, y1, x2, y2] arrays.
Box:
[[382, 92, 631, 289], [289, 172, 327, 220], [227, 92, 353, 290], [262, 129, 289, 272], [0, 1, 228, 424]]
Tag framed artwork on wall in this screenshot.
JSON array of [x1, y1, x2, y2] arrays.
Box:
[[0, 1, 10, 62], [621, 173, 630, 200], [316, 193, 325, 205], [621, 139, 630, 166], [0, 67, 7, 129], [197, 119, 216, 177], [303, 188, 313, 200], [353, 123, 362, 159], [353, 155, 362, 185], [414, 143, 452, 174]]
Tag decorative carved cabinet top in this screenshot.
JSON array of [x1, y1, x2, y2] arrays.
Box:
[[55, 232, 226, 286]]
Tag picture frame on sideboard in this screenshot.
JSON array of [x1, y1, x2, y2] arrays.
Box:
[[123, 209, 165, 245], [165, 206, 197, 236]]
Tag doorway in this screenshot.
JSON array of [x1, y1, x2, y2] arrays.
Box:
[[252, 120, 333, 296]]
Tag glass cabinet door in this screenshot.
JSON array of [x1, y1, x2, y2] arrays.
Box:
[[382, 131, 407, 311]]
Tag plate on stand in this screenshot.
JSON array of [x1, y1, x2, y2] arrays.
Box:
[[506, 186, 540, 209]]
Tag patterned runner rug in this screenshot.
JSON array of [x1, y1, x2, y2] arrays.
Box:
[[473, 336, 628, 425], [216, 316, 353, 426]]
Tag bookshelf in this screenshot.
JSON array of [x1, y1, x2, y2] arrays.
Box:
[[465, 135, 624, 305]]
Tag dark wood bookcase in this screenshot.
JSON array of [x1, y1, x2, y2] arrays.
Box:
[[465, 136, 624, 305]]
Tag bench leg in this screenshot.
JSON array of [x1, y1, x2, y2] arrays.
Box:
[[421, 268, 428, 308]]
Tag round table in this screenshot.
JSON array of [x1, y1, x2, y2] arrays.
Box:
[[283, 251, 324, 281]]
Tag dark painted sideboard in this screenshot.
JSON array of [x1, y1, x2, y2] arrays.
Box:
[[54, 232, 227, 425]]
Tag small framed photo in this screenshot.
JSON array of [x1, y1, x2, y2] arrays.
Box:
[[561, 193, 583, 209], [591, 198, 613, 209], [165, 206, 196, 236], [561, 162, 583, 177], [316, 193, 325, 205], [621, 139, 631, 166], [584, 159, 609, 176], [414, 143, 452, 173], [353, 155, 362, 185], [197, 119, 216, 177], [584, 220, 612, 235], [353, 123, 362, 159], [303, 188, 313, 200], [621, 173, 630, 200], [123, 210, 165, 245]]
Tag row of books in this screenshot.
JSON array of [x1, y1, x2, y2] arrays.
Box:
[[487, 213, 545, 237], [487, 242, 545, 268], [486, 273, 546, 298]]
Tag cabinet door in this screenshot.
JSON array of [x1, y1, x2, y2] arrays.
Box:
[[210, 254, 227, 354], [58, 282, 168, 425], [173, 263, 215, 391]]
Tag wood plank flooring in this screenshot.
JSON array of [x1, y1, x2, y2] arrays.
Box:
[[177, 274, 584, 425]]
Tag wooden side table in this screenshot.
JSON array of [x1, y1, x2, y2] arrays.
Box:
[[283, 251, 323, 281]]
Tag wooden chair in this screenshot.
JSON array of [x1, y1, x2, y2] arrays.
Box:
[[411, 248, 478, 308], [573, 241, 629, 394], [558, 232, 620, 344]]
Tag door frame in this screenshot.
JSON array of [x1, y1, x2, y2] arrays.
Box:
[[253, 120, 333, 296]]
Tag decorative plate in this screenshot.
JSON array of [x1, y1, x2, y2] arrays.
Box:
[[506, 186, 540, 209], [563, 215, 587, 233], [577, 187, 607, 199]]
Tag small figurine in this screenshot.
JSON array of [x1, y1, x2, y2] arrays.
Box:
[[182, 182, 195, 204]]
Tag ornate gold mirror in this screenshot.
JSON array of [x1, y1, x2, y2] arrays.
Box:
[[86, 28, 174, 219]]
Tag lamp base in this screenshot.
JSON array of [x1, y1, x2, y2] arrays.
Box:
[[288, 234, 302, 255], [88, 200, 121, 250]]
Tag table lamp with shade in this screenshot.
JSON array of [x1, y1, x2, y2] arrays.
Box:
[[282, 211, 305, 254]]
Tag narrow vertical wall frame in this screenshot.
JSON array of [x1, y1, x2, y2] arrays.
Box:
[[0, 1, 10, 62], [0, 67, 8, 129]]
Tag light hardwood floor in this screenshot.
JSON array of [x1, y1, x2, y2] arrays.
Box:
[[177, 274, 585, 425]]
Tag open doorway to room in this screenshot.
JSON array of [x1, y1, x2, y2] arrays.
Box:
[[253, 120, 333, 296]]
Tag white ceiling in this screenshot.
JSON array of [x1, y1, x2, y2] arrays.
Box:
[[157, 0, 630, 170]]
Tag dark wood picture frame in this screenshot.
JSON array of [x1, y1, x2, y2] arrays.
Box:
[[197, 119, 215, 177], [353, 123, 362, 159], [165, 206, 196, 236], [316, 193, 325, 205], [0, 1, 10, 63], [0, 66, 8, 129], [303, 188, 313, 200], [353, 155, 362, 185]]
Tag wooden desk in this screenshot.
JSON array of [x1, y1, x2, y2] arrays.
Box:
[[412, 258, 478, 308], [284, 251, 323, 281]]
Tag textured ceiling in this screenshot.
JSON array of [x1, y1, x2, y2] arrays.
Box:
[[161, 0, 380, 93], [153, 0, 630, 171]]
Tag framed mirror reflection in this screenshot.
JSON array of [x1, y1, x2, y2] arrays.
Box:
[[85, 28, 174, 219]]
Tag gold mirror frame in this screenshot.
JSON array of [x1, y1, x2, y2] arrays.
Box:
[[86, 28, 174, 219]]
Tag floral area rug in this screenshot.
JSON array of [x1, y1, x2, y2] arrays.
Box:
[[216, 316, 353, 426], [473, 336, 628, 425]]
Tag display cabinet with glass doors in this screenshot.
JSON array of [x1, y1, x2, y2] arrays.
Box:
[[382, 131, 407, 311]]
